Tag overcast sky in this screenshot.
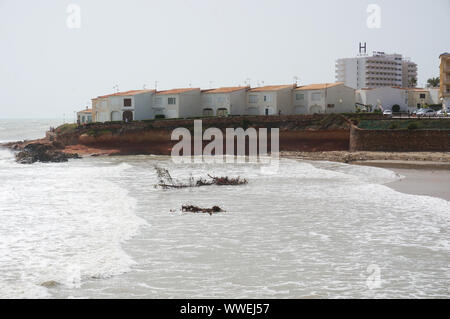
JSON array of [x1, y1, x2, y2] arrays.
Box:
[[0, 0, 449, 119]]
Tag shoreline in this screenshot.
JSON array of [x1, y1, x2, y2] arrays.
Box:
[[282, 151, 450, 201], [2, 141, 449, 201], [383, 168, 450, 201]]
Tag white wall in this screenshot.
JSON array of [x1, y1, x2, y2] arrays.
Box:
[[325, 85, 355, 113], [92, 98, 110, 122], [246, 88, 293, 115], [178, 90, 201, 118], [134, 92, 154, 120], [356, 87, 408, 111], [293, 84, 355, 114], [155, 90, 201, 119], [428, 88, 440, 105], [200, 90, 247, 116]]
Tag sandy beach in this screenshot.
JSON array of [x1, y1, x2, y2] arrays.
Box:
[[382, 168, 450, 201], [282, 151, 450, 202]]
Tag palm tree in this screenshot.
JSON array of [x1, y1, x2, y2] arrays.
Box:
[[426, 77, 440, 88], [408, 77, 417, 88]]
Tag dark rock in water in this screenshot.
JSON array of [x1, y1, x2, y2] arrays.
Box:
[[51, 141, 65, 150], [15, 143, 80, 164]]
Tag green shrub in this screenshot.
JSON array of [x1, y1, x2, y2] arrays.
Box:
[[392, 105, 400, 113], [155, 114, 166, 119], [373, 109, 382, 114], [56, 123, 77, 134], [407, 123, 419, 130]]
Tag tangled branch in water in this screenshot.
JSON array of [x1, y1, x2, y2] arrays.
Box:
[[154, 166, 248, 189]]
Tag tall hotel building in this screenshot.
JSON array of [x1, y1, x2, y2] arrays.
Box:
[[335, 51, 418, 89]]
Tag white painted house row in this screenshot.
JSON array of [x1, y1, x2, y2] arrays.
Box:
[[91, 83, 357, 122]]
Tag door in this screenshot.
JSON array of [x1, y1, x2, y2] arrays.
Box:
[[122, 111, 133, 122]]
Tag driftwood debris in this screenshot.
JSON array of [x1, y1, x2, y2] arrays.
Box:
[[181, 205, 225, 215], [154, 166, 248, 189]]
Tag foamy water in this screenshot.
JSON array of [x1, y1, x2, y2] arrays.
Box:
[[0, 120, 449, 298]]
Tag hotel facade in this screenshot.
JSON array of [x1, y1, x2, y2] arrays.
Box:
[[336, 51, 417, 89]]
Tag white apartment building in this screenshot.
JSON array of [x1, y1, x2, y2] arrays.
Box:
[[336, 51, 417, 89], [247, 84, 296, 115], [201, 86, 249, 116], [402, 60, 418, 87], [153, 88, 201, 119], [92, 90, 155, 122], [356, 87, 409, 112], [293, 82, 355, 114], [356, 87, 434, 112]]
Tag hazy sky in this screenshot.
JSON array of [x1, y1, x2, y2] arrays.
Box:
[[1, 0, 449, 119]]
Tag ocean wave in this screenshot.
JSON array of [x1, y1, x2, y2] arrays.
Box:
[[0, 161, 146, 298]]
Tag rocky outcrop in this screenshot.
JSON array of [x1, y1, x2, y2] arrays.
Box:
[[15, 143, 80, 164]]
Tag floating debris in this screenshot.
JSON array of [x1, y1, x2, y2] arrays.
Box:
[[40, 280, 61, 288], [154, 166, 248, 189], [181, 205, 225, 215]]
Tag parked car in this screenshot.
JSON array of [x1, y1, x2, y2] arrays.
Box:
[[383, 110, 393, 117], [417, 109, 436, 117], [436, 109, 450, 117]]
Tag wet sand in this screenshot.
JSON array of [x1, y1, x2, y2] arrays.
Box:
[[384, 168, 450, 201]]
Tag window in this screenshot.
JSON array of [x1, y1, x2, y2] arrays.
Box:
[[419, 93, 426, 99], [168, 97, 176, 105], [123, 98, 132, 107], [248, 95, 258, 103], [295, 94, 304, 101], [327, 104, 335, 108], [263, 95, 272, 102], [311, 92, 322, 101]]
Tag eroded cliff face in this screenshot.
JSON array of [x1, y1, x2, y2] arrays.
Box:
[[54, 115, 352, 156]]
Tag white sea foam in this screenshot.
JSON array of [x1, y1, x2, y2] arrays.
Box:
[[0, 158, 145, 298], [0, 120, 449, 298]]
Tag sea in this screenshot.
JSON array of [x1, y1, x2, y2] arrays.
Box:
[[0, 119, 448, 298]]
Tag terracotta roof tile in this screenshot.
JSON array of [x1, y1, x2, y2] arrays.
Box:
[[249, 84, 296, 92], [202, 86, 250, 94], [98, 89, 155, 98], [295, 82, 344, 91], [156, 88, 200, 95]]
